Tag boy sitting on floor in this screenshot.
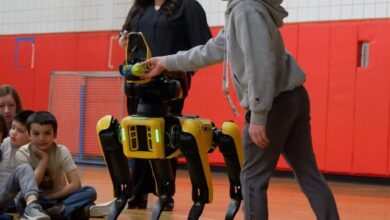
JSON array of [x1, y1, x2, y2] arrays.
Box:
[[16, 111, 96, 220]]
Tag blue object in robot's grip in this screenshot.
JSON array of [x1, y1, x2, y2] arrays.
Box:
[[119, 64, 133, 77]]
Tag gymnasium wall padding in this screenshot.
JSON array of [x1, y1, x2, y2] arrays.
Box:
[[325, 22, 358, 174], [353, 21, 390, 176]]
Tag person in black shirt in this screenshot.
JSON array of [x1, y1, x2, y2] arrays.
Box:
[[119, 0, 212, 211]]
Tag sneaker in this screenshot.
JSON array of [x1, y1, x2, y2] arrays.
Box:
[[163, 197, 174, 211], [15, 194, 26, 215], [89, 199, 115, 217], [22, 201, 50, 220], [127, 194, 148, 209]]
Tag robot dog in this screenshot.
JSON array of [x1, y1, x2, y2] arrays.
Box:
[[96, 32, 243, 220]]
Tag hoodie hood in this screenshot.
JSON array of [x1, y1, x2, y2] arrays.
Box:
[[226, 0, 288, 27]]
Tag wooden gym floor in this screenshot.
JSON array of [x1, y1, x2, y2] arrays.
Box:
[[79, 165, 390, 220]]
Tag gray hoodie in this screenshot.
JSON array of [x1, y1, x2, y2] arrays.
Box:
[[165, 0, 305, 124]]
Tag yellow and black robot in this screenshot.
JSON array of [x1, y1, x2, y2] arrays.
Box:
[[96, 32, 243, 220]]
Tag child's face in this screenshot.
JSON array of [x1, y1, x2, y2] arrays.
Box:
[[0, 94, 17, 126], [29, 123, 56, 152], [9, 121, 30, 148]]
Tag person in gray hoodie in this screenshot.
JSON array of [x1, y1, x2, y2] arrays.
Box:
[[141, 0, 340, 219]]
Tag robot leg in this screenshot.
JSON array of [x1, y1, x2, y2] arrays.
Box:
[[149, 159, 175, 220], [214, 121, 243, 220], [149, 116, 181, 219], [179, 118, 213, 220], [97, 115, 132, 220]]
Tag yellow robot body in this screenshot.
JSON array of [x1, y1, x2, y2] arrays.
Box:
[[121, 116, 166, 159], [96, 115, 113, 131]]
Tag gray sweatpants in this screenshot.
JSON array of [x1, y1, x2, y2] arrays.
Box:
[[240, 87, 339, 220], [0, 164, 39, 213]]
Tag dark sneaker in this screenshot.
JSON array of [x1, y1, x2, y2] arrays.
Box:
[[72, 204, 91, 220], [127, 194, 148, 209], [163, 197, 174, 211], [89, 199, 115, 217], [46, 204, 65, 216], [22, 201, 50, 220], [15, 195, 26, 215]]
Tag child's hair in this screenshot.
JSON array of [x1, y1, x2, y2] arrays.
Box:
[[0, 84, 23, 113], [14, 110, 35, 126], [0, 114, 7, 140], [27, 111, 58, 135]]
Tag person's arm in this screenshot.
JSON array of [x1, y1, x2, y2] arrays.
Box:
[[141, 29, 226, 78], [31, 146, 49, 185], [167, 29, 226, 71], [15, 145, 51, 184], [44, 146, 80, 200], [44, 169, 80, 200]]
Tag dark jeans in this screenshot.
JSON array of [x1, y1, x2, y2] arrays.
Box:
[[17, 186, 96, 220], [240, 87, 339, 220], [0, 215, 12, 220]]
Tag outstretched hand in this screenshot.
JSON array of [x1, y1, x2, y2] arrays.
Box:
[[139, 56, 167, 79]]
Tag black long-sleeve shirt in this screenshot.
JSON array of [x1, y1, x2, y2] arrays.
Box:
[[124, 0, 212, 58]]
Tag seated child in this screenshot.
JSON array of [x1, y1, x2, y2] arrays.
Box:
[[0, 110, 50, 220], [16, 111, 96, 220]]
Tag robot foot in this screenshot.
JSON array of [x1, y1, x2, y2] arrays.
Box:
[[188, 203, 205, 220], [108, 196, 128, 220], [151, 197, 169, 220], [225, 199, 241, 220]]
